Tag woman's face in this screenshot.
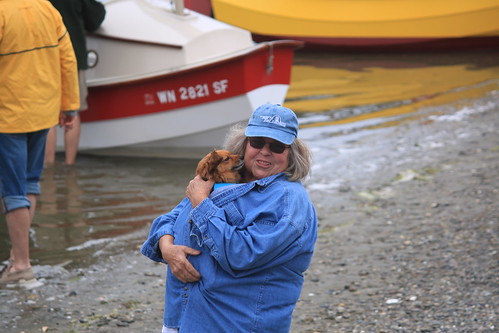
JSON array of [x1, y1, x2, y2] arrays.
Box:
[[243, 137, 289, 182]]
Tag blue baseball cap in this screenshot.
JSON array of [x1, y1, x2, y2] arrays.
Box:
[[245, 104, 298, 145]]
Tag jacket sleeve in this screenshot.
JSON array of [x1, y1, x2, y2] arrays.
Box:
[[81, 0, 106, 32], [141, 198, 191, 263], [57, 20, 80, 111], [190, 183, 317, 276]]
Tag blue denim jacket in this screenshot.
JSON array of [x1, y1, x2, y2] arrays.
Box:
[[141, 173, 318, 333]]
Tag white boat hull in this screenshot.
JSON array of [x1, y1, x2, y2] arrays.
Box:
[[59, 84, 288, 158]]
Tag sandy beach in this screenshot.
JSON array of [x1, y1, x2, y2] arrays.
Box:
[[1, 93, 497, 332]]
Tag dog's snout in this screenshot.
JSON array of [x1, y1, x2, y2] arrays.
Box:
[[233, 157, 244, 170]]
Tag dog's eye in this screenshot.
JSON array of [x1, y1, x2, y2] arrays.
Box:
[[224, 156, 230, 162]]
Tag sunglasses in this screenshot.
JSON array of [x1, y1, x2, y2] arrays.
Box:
[[248, 138, 288, 154]]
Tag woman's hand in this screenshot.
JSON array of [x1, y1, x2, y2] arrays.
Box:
[[59, 112, 76, 132], [159, 235, 201, 283], [186, 175, 214, 208]]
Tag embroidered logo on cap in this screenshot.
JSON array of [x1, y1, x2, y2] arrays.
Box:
[[260, 115, 287, 128]]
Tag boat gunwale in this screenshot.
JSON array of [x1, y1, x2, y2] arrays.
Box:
[[88, 31, 184, 49]]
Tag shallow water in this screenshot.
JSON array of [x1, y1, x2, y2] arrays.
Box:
[[0, 157, 198, 266], [289, 50, 499, 131], [1, 50, 498, 267]]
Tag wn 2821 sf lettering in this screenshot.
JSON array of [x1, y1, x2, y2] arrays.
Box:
[[156, 79, 229, 105]]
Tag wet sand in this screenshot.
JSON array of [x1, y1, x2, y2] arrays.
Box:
[[1, 95, 497, 332]]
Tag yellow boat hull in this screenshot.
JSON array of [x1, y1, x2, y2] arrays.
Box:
[[212, 0, 499, 49]]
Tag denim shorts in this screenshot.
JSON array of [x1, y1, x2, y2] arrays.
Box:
[[0, 129, 49, 214]]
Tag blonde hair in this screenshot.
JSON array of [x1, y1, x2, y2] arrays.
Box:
[[223, 123, 312, 182]]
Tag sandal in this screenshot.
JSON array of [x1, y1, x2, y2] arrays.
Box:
[[0, 266, 36, 285]]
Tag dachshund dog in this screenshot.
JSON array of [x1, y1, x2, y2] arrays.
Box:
[[196, 150, 242, 183]]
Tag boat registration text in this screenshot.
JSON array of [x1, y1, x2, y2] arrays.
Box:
[[155, 79, 229, 105]]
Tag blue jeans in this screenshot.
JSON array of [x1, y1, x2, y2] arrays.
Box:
[[0, 129, 48, 214]]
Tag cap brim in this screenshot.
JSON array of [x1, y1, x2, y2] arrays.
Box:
[[245, 126, 295, 145]]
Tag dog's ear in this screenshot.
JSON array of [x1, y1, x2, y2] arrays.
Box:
[[208, 150, 224, 176], [196, 150, 221, 181], [196, 152, 212, 181]]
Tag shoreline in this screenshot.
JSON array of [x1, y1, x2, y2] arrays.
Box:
[[296, 105, 498, 332], [1, 97, 498, 332]]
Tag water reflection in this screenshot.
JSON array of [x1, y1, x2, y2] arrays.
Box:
[[286, 51, 499, 130], [0, 156, 197, 265]]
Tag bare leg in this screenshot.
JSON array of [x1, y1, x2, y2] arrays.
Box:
[[7, 195, 36, 267], [64, 115, 80, 165], [5, 194, 36, 270], [5, 208, 31, 272], [44, 127, 57, 165]]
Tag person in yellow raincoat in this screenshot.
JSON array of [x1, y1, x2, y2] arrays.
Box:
[[0, 0, 80, 286]]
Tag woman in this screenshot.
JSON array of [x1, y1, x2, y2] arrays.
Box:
[[141, 104, 318, 333]]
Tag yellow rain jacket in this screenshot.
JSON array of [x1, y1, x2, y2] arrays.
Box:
[[0, 0, 80, 133]]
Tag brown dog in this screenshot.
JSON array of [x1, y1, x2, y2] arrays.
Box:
[[196, 150, 242, 183]]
